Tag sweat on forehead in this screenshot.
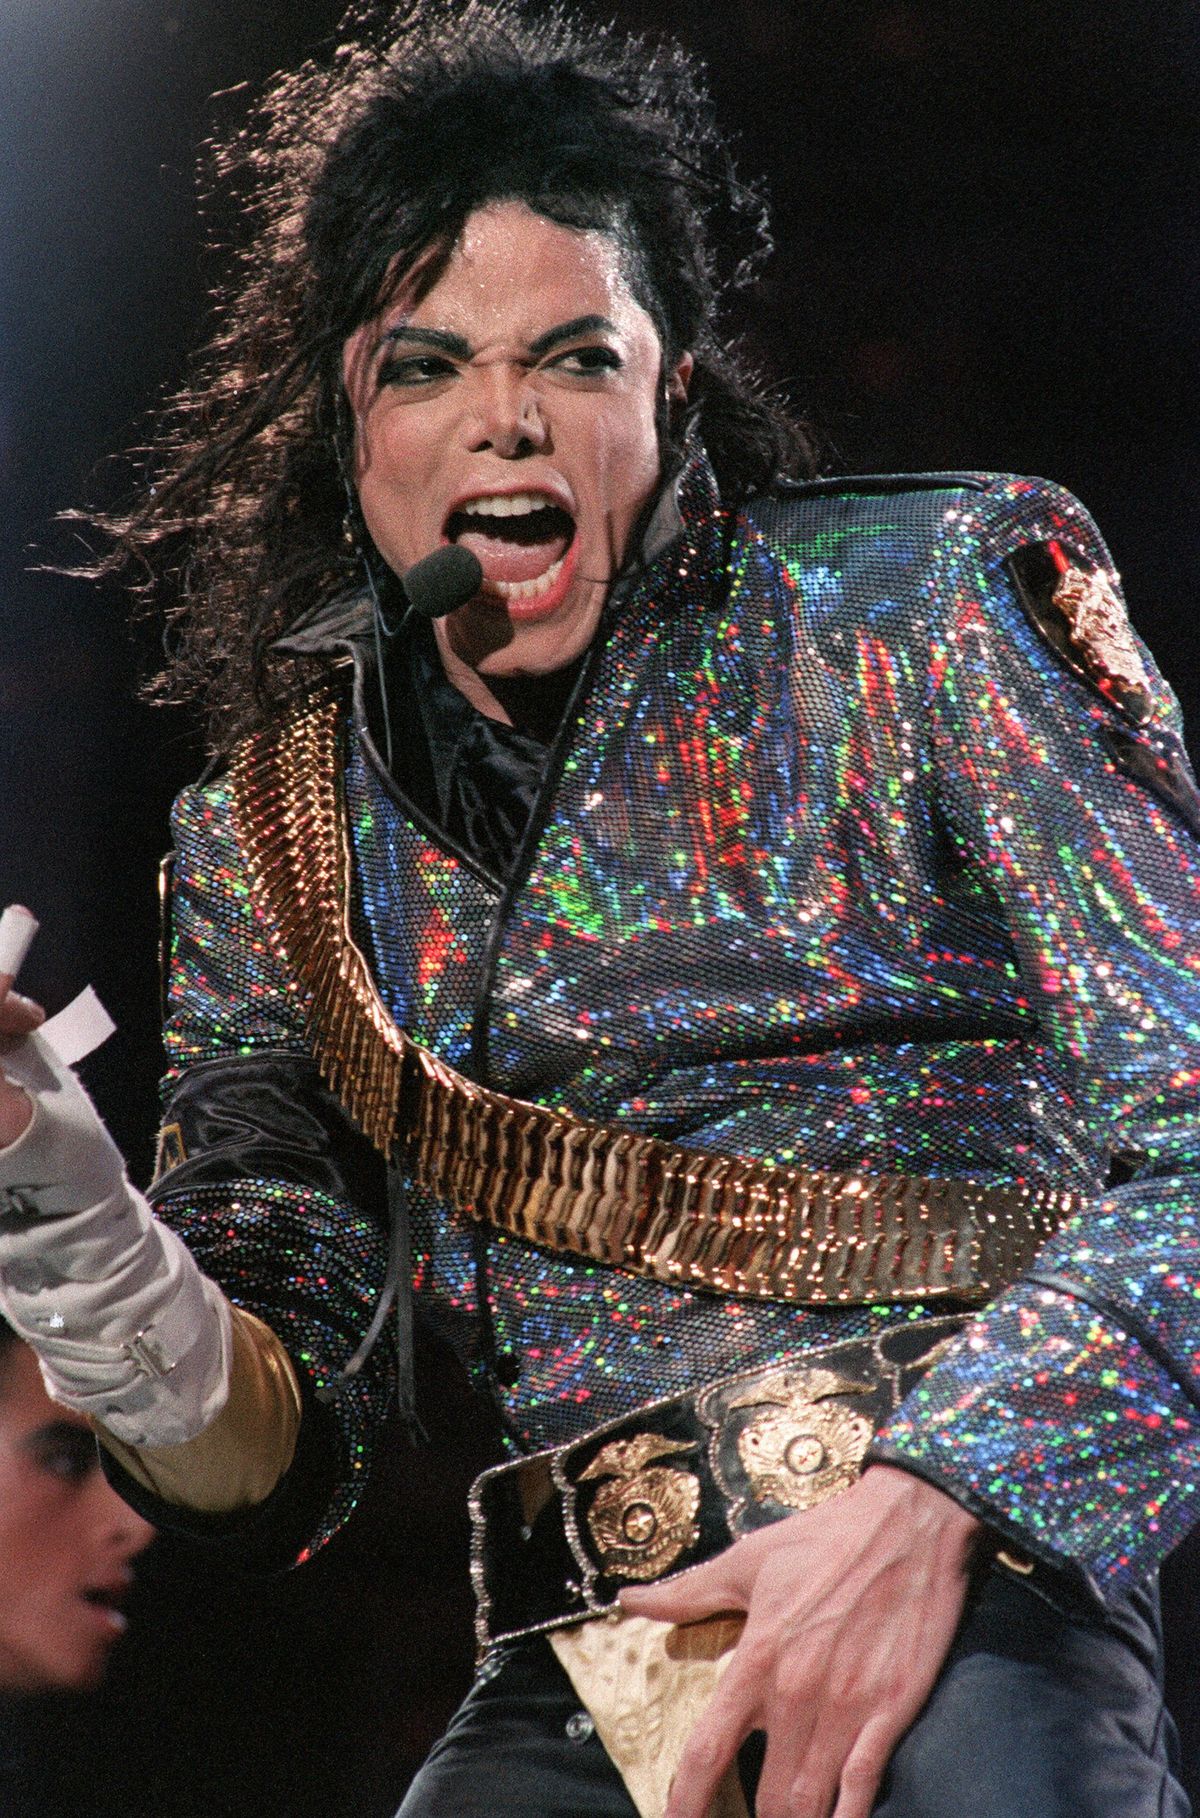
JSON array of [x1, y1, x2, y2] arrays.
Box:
[[344, 202, 663, 370], [370, 203, 638, 330]]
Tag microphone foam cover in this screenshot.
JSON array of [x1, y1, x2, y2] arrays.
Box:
[[403, 545, 484, 619]]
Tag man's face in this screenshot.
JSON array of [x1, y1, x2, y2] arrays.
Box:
[[0, 1342, 153, 1693], [343, 201, 691, 689]]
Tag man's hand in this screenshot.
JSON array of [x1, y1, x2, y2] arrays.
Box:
[[620, 1464, 982, 1818], [0, 972, 44, 1149]]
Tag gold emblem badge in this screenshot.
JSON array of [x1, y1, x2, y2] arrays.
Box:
[[153, 1121, 187, 1182], [578, 1434, 701, 1581], [726, 1367, 875, 1513], [1051, 562, 1151, 710]]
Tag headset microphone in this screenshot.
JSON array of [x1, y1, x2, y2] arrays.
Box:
[[376, 544, 484, 634], [403, 543, 484, 619]]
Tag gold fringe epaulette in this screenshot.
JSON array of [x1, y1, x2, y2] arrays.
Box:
[[229, 690, 409, 1159], [228, 691, 1078, 1306]]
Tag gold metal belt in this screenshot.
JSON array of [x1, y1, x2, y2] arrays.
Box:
[[230, 690, 1083, 1311], [403, 1044, 1080, 1306]]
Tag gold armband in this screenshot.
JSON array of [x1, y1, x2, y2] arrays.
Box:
[[96, 1305, 301, 1514]]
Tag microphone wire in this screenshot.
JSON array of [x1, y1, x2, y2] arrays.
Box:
[[365, 549, 397, 776], [335, 439, 399, 774]]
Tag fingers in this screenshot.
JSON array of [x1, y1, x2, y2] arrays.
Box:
[[660, 1474, 975, 1818], [758, 1571, 960, 1818], [0, 1074, 34, 1148], [755, 1708, 896, 1818], [664, 1662, 756, 1818], [620, 1551, 747, 1626], [830, 1716, 898, 1818], [0, 905, 38, 986], [0, 992, 45, 1037], [744, 1644, 827, 1818], [0, 906, 42, 1038], [664, 1647, 903, 1818], [0, 910, 41, 1146], [748, 1672, 921, 1818], [618, 1551, 759, 1818], [620, 1554, 757, 1818]]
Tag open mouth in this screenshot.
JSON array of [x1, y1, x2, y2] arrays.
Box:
[[80, 1586, 128, 1635], [445, 491, 577, 603]]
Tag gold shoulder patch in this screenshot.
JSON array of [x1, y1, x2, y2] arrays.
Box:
[[1006, 539, 1153, 726]]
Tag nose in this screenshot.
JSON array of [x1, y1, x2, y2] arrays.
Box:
[[88, 1468, 155, 1561], [465, 366, 549, 459]]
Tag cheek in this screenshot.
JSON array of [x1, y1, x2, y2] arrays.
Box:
[[0, 1565, 33, 1644], [0, 1497, 38, 1586], [354, 412, 439, 566], [357, 407, 420, 494], [587, 400, 663, 524], [0, 1536, 73, 1683]]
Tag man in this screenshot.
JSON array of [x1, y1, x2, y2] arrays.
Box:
[[0, 1317, 152, 1695], [0, 1308, 154, 1817], [1, 4, 1198, 1814]]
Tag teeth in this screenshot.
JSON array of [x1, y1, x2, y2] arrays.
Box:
[[82, 1592, 127, 1632], [458, 491, 559, 519], [491, 553, 566, 601]]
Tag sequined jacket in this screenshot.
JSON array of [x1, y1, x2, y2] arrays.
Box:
[[146, 459, 1200, 1598]]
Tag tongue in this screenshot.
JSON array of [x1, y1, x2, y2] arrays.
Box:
[[454, 526, 571, 586]]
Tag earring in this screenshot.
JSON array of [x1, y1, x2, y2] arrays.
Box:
[[333, 430, 363, 556]]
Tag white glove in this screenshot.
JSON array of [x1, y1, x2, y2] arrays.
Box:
[[0, 1030, 231, 1446]]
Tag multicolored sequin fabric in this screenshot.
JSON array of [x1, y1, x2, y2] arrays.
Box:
[[343, 743, 498, 1075], [158, 457, 1200, 1592], [153, 1174, 386, 1552], [160, 782, 309, 1081], [156, 780, 395, 1546], [876, 1284, 1200, 1587]]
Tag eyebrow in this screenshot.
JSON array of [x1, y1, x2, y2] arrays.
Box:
[[26, 1420, 93, 1447], [527, 315, 618, 358], [377, 314, 618, 362], [378, 324, 472, 358], [20, 1420, 97, 1467]]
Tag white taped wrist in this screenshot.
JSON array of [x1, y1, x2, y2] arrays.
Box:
[[0, 1031, 231, 1445]]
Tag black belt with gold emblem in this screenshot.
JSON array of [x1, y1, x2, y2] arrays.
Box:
[[469, 1315, 969, 1658]]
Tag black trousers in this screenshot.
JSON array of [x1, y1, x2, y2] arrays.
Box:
[[398, 1567, 1190, 1817]]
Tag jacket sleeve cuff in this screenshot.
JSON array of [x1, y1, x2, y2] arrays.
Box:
[[871, 1285, 1200, 1598], [97, 1353, 343, 1572], [94, 1306, 300, 1513]]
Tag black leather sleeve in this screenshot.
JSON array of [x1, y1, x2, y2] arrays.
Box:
[[151, 1050, 387, 1210], [133, 1050, 393, 1566]]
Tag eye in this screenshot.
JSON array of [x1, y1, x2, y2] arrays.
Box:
[[546, 344, 623, 377], [31, 1430, 97, 1484], [377, 352, 458, 388]]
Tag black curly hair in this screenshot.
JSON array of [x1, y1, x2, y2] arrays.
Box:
[[81, 0, 818, 752]]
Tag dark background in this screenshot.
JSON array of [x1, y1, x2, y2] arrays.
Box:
[[2, 1, 1198, 1811]]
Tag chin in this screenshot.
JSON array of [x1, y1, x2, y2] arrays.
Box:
[[36, 1637, 111, 1695], [479, 598, 602, 679]]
